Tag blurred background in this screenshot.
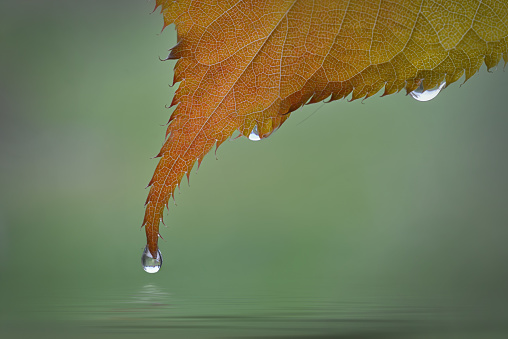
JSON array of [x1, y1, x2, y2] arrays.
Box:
[[1, 1, 508, 338]]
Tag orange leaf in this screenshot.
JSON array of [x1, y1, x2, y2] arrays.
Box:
[[143, 0, 508, 262]]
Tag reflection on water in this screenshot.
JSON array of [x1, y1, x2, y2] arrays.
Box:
[[3, 283, 508, 339], [87, 285, 421, 337], [100, 284, 173, 319], [37, 284, 486, 338]]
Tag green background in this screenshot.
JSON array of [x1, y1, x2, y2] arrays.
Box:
[[1, 1, 508, 338]]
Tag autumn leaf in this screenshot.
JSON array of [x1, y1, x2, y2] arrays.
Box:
[[142, 0, 508, 264]]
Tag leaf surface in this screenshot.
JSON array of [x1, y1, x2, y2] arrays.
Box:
[[144, 0, 508, 257]]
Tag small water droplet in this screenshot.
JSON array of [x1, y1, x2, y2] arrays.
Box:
[[141, 245, 162, 273], [410, 80, 446, 102], [248, 126, 261, 141]]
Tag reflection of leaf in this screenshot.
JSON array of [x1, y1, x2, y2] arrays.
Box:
[[143, 0, 508, 257]]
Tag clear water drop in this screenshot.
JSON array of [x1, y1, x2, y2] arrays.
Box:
[[141, 245, 162, 273], [248, 125, 261, 141], [410, 80, 446, 102]]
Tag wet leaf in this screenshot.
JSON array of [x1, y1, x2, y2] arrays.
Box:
[[143, 0, 508, 257]]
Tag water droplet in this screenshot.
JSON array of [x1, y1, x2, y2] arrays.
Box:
[[248, 125, 261, 141], [410, 80, 446, 102], [141, 245, 162, 273]]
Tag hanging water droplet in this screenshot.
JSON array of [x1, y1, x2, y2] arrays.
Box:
[[141, 245, 162, 273], [248, 125, 261, 141], [410, 80, 446, 102]]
